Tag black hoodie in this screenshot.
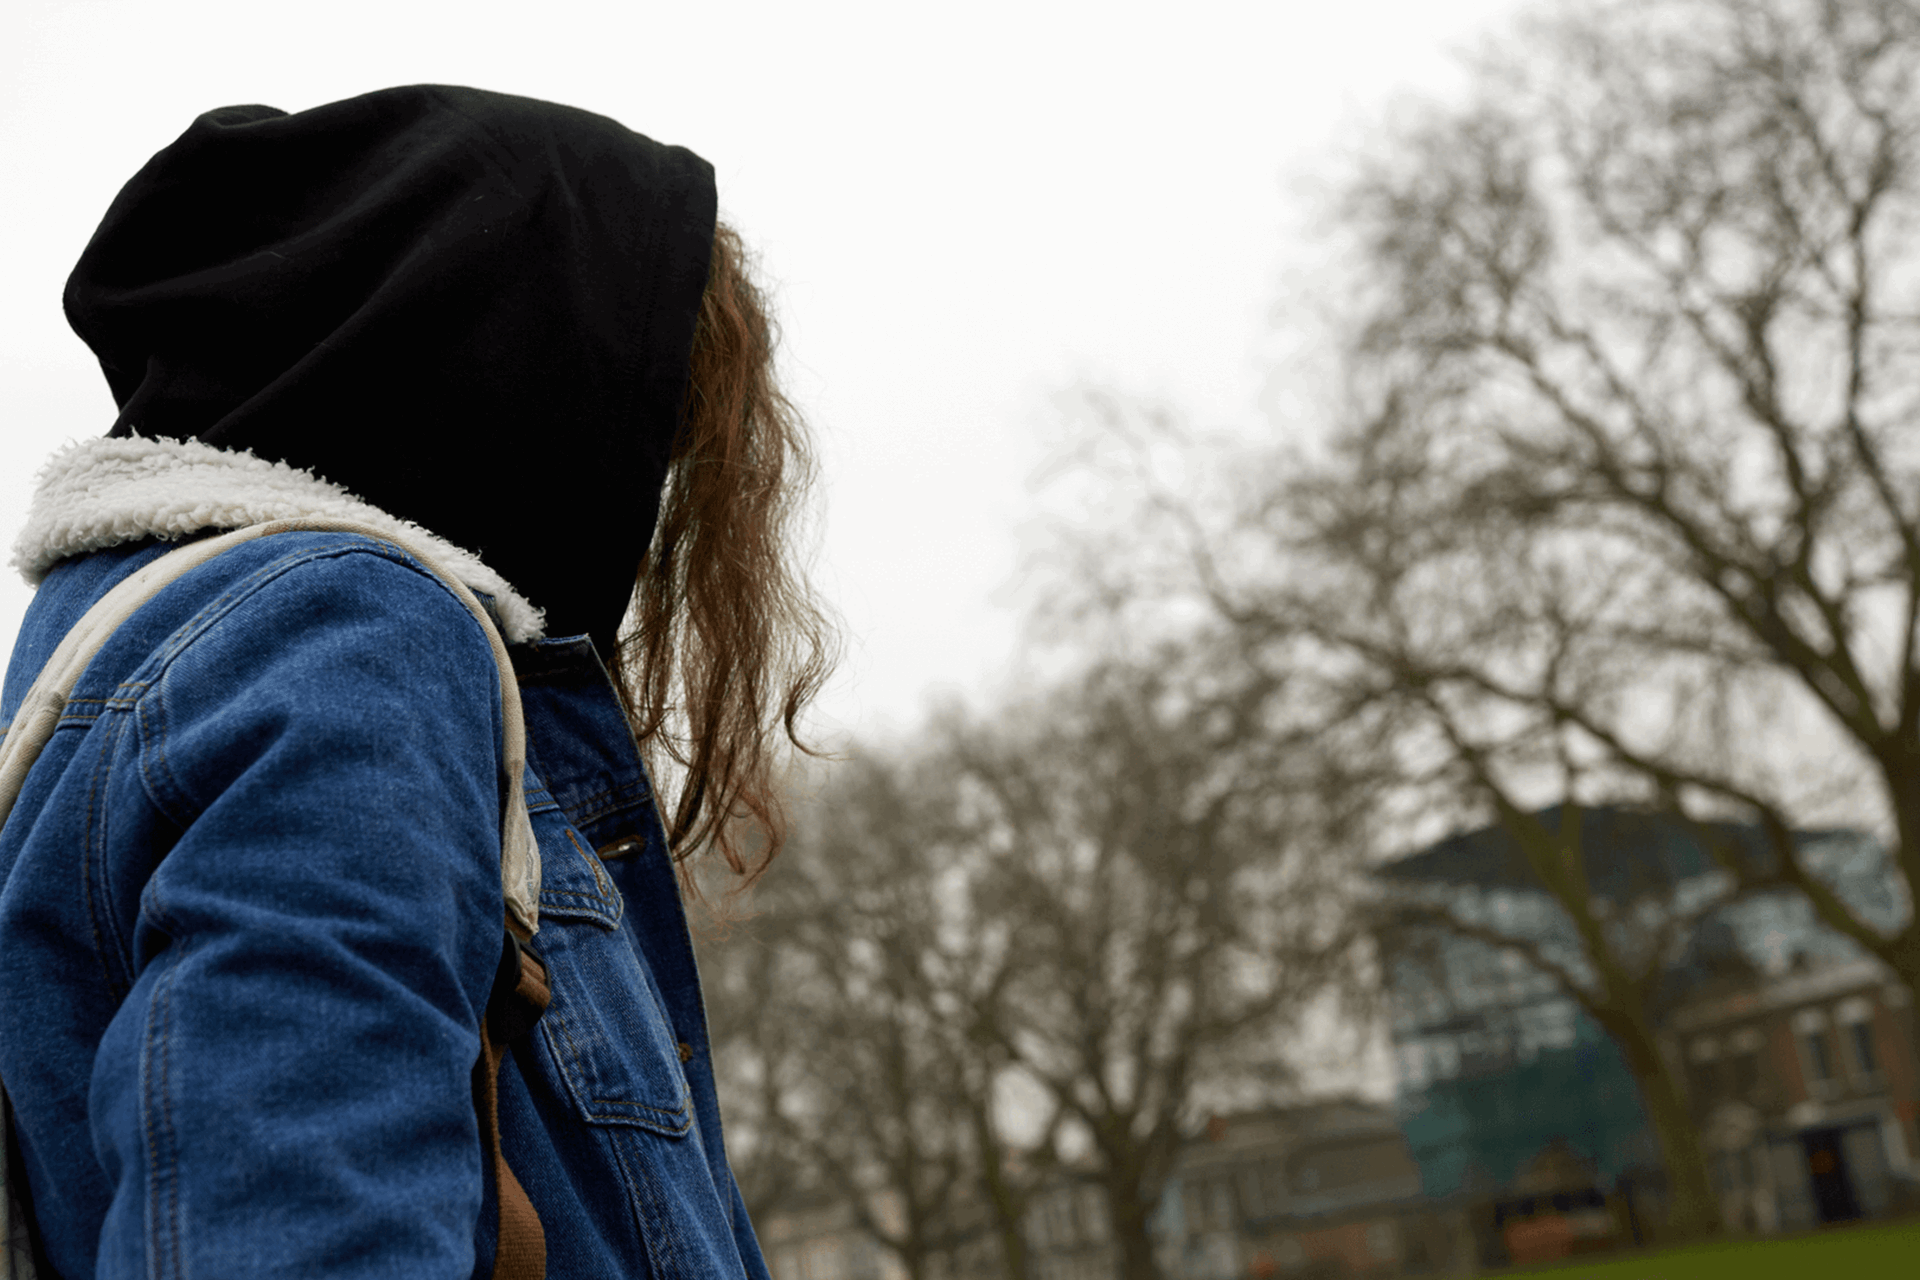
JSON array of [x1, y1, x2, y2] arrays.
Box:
[[63, 84, 717, 660]]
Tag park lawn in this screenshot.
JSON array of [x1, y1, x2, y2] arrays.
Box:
[[1504, 1219, 1919, 1278]]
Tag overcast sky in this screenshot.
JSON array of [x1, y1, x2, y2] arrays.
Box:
[[3, 0, 1523, 742]]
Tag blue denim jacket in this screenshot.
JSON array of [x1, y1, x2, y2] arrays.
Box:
[[0, 530, 769, 1279]]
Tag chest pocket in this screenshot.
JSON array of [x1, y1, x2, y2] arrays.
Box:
[[524, 797, 693, 1138]]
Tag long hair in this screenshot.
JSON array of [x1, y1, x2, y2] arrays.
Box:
[[614, 222, 837, 889]]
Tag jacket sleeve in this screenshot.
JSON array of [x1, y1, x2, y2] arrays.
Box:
[[89, 547, 505, 1280]]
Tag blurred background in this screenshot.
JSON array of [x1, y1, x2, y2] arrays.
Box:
[[8, 1, 1920, 1275]]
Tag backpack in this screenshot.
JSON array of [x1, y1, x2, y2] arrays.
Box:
[[0, 519, 550, 1280]]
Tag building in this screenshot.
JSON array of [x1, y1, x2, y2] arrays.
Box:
[[1487, 1141, 1619, 1266], [1025, 1174, 1115, 1280], [759, 1191, 904, 1280], [1379, 808, 1727, 1202], [1668, 955, 1919, 1231], [758, 1101, 1436, 1280], [1378, 807, 1910, 1253], [1153, 1102, 1442, 1280]]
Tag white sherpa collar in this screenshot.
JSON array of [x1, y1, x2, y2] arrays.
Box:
[[11, 436, 546, 644]]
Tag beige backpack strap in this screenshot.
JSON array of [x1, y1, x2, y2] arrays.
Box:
[[0, 519, 547, 1280]]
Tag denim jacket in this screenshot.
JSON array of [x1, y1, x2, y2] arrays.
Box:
[[0, 438, 769, 1279]]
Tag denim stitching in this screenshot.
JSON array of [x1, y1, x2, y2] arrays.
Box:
[[128, 539, 490, 825], [558, 783, 650, 829], [553, 995, 689, 1120], [590, 1087, 692, 1126], [143, 936, 192, 1280], [543, 1006, 601, 1118], [149, 538, 427, 671], [565, 829, 619, 910], [102, 682, 150, 712], [541, 981, 690, 1130], [135, 676, 186, 832], [81, 719, 125, 1001], [533, 828, 622, 926], [135, 536, 486, 687], [97, 716, 140, 1001], [604, 1126, 654, 1271], [614, 1128, 675, 1274]]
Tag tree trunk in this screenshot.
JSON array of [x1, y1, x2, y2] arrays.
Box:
[[1105, 1176, 1160, 1280], [970, 1103, 1032, 1280], [879, 1184, 931, 1280], [1607, 1018, 1720, 1241], [1874, 752, 1920, 999], [990, 1211, 1032, 1280]]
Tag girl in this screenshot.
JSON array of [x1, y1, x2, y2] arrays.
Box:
[[0, 84, 832, 1279]]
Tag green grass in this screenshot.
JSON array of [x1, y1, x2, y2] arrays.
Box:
[[1501, 1219, 1920, 1278]]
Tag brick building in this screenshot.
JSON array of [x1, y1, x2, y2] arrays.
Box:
[[1668, 956, 1919, 1231], [1379, 810, 1906, 1210]]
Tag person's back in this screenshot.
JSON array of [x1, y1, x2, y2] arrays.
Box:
[[0, 85, 833, 1279]]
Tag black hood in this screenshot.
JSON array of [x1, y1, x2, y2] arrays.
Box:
[[64, 84, 718, 657]]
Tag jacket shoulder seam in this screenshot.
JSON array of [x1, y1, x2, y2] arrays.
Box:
[[131, 538, 500, 828]]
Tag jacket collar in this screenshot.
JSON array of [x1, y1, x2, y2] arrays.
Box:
[[10, 435, 546, 644]]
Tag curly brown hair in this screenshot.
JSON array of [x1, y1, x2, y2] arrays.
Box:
[[613, 221, 837, 889]]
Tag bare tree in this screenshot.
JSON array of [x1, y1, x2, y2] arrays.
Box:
[[703, 755, 996, 1280], [1271, 434, 1787, 1236], [706, 750, 1070, 1280], [700, 891, 821, 1229], [710, 649, 1364, 1280], [1287, 0, 1920, 1229], [1026, 0, 1920, 1241], [941, 653, 1366, 1280], [1318, 0, 1920, 982]]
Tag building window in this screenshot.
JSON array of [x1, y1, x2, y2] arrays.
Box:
[[1210, 1181, 1234, 1229], [1724, 1027, 1763, 1099], [1238, 1168, 1264, 1219], [1847, 1019, 1879, 1077], [1078, 1186, 1107, 1242], [1396, 1041, 1429, 1090], [1726, 1049, 1760, 1098], [1792, 1009, 1839, 1097], [1803, 1030, 1834, 1086], [1262, 1162, 1289, 1212], [1052, 1194, 1075, 1245], [1187, 1181, 1234, 1233], [1831, 996, 1880, 1084], [1805, 1030, 1833, 1080]]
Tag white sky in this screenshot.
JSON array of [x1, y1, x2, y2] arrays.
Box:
[[2, 0, 1523, 743]]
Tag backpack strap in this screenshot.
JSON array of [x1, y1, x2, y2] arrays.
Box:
[[480, 932, 552, 1280], [0, 519, 550, 1279]]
